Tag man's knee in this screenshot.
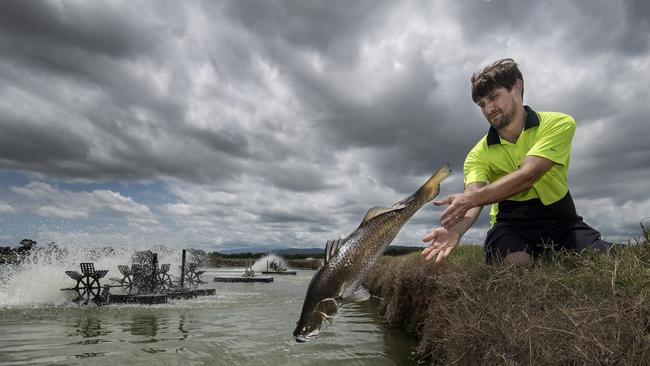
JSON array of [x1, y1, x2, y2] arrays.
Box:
[[503, 251, 532, 266]]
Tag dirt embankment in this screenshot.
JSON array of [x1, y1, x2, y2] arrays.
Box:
[[364, 242, 650, 365]]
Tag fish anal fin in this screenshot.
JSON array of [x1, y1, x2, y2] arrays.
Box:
[[361, 206, 395, 225], [344, 286, 371, 303], [324, 238, 345, 264]]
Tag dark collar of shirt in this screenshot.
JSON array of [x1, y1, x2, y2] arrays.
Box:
[[486, 105, 540, 146]]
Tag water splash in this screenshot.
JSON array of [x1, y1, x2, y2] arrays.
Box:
[[0, 245, 194, 308], [252, 253, 289, 272]]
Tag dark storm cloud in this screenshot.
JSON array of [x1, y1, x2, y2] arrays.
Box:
[[621, 0, 650, 54], [256, 164, 335, 193], [0, 117, 90, 167], [250, 35, 474, 194], [0, 0, 648, 248], [221, 0, 472, 169], [571, 108, 650, 202], [256, 209, 329, 224], [0, 0, 195, 182], [187, 127, 252, 158], [0, 0, 463, 190], [220, 0, 395, 61], [450, 0, 650, 56], [0, 1, 158, 58]]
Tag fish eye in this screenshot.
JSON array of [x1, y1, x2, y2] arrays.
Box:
[[302, 327, 306, 331]]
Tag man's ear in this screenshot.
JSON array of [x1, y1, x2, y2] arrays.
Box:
[[514, 79, 524, 99]]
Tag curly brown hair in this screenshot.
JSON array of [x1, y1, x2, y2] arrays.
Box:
[[471, 58, 524, 103]]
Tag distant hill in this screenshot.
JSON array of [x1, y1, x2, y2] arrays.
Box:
[[275, 247, 323, 256], [217, 245, 423, 257], [219, 247, 271, 254]]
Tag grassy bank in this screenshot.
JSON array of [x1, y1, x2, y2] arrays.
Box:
[[365, 241, 650, 365]]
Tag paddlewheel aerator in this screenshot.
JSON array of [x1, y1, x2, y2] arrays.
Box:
[[64, 263, 109, 305], [157, 263, 174, 291], [116, 264, 135, 294]]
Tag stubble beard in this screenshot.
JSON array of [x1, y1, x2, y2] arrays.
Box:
[[490, 102, 517, 130]]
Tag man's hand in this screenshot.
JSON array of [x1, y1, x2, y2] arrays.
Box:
[[421, 227, 461, 263], [422, 182, 485, 263], [435, 193, 476, 229]]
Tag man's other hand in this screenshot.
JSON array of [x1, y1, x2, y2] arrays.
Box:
[[435, 193, 475, 229], [421, 227, 461, 263]]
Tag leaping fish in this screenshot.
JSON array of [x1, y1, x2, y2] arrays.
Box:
[[293, 164, 451, 342]]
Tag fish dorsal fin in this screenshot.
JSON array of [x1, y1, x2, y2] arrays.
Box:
[[361, 206, 395, 225], [324, 238, 344, 264]]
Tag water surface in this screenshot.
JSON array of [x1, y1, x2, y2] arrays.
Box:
[[1, 262, 417, 365]]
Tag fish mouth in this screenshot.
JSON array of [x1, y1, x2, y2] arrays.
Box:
[[294, 330, 319, 343], [294, 335, 308, 343]]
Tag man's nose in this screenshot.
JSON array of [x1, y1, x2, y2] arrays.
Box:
[[485, 101, 496, 114]]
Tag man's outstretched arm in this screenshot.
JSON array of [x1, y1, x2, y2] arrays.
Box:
[[437, 155, 554, 229], [422, 182, 485, 263]]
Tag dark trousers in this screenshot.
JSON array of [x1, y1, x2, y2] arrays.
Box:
[[484, 219, 613, 265]]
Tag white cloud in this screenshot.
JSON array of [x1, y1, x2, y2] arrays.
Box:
[[0, 1, 648, 249], [36, 206, 89, 220], [10, 182, 159, 226], [576, 197, 650, 240], [0, 203, 15, 214]]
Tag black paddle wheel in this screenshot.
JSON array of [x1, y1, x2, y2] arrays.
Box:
[[64, 263, 109, 305]]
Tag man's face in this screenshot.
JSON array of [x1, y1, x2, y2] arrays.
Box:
[[476, 86, 520, 130]]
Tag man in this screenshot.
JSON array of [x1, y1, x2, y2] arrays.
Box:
[[421, 58, 612, 265]]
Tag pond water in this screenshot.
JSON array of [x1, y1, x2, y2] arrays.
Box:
[[0, 254, 417, 366]]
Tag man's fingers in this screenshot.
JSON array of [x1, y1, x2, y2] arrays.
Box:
[[423, 242, 441, 260], [433, 196, 452, 206], [441, 215, 460, 230], [434, 251, 443, 263], [425, 246, 440, 261], [440, 203, 459, 221], [422, 230, 439, 242], [434, 246, 454, 264], [441, 205, 465, 229], [421, 245, 434, 256], [442, 246, 454, 260], [440, 214, 456, 229], [425, 241, 451, 261]]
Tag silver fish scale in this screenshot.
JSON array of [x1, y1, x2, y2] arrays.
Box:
[[295, 164, 450, 341], [323, 198, 426, 300]]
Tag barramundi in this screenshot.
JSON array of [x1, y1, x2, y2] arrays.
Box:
[[293, 164, 451, 342]]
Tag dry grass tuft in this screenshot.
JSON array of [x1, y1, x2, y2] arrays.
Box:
[[365, 240, 650, 365]]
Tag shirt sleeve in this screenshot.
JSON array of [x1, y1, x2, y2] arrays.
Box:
[[526, 113, 576, 166], [464, 140, 490, 185]]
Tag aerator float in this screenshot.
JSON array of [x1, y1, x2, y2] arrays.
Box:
[[61, 249, 214, 305]]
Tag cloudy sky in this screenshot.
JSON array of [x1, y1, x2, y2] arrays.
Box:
[[0, 0, 648, 252]]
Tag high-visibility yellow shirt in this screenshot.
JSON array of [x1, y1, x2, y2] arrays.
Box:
[[464, 106, 575, 226]]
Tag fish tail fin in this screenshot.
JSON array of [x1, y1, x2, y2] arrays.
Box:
[[417, 163, 452, 202]]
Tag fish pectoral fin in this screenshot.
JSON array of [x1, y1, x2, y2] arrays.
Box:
[[361, 206, 397, 225], [316, 298, 339, 317], [316, 311, 335, 320], [343, 286, 371, 303], [324, 238, 346, 264]]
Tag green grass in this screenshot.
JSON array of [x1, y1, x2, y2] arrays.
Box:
[[365, 239, 650, 365]]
